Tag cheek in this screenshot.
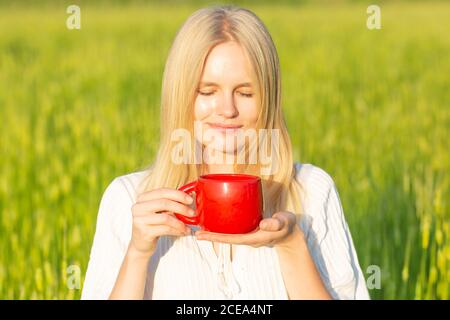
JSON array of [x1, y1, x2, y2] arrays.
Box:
[[237, 98, 259, 124], [194, 96, 217, 120]]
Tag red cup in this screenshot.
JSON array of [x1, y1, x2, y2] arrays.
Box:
[[175, 173, 264, 234]]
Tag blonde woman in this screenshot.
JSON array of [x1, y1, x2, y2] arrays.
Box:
[[81, 5, 370, 300]]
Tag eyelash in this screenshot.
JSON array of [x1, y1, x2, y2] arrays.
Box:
[[198, 91, 214, 96], [198, 91, 253, 98]]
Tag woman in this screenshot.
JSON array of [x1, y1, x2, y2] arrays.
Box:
[[81, 5, 370, 300]]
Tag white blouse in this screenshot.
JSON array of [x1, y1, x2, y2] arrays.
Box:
[[81, 162, 370, 300]]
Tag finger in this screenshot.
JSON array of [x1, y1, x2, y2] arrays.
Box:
[[135, 213, 190, 233], [273, 211, 297, 226], [259, 218, 284, 231], [145, 224, 190, 237], [132, 199, 195, 217], [195, 229, 272, 247], [136, 188, 194, 205], [195, 231, 245, 243]]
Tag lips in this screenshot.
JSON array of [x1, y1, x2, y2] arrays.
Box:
[[206, 122, 243, 129], [206, 122, 243, 134]]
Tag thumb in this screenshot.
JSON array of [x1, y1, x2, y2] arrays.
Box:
[[260, 216, 285, 231]]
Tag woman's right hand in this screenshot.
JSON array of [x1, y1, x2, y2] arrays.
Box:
[[128, 188, 195, 259]]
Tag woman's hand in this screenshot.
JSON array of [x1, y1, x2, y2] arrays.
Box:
[[194, 211, 302, 248], [129, 188, 195, 259]]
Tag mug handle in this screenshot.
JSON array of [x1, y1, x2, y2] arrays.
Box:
[[175, 181, 199, 225]]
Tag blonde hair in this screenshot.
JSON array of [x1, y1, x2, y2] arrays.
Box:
[[139, 5, 305, 220]]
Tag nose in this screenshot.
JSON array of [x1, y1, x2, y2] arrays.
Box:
[[216, 91, 239, 118]]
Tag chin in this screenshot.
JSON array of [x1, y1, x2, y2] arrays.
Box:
[[207, 141, 241, 154], [203, 138, 247, 160]]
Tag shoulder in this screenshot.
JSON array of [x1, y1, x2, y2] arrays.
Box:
[[293, 162, 337, 206], [108, 169, 150, 202], [97, 168, 151, 234], [292, 162, 343, 236], [102, 168, 150, 204]]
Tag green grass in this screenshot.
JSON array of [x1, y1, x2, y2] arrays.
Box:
[[0, 1, 449, 299]]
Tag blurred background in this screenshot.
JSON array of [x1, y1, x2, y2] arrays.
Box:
[[0, 0, 448, 299]]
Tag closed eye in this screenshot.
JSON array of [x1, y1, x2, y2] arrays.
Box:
[[198, 90, 215, 96], [237, 92, 253, 98]]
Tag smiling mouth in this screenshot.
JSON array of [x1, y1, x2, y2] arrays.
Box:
[[206, 123, 244, 133]]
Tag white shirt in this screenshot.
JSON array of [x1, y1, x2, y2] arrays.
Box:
[[81, 162, 370, 300]]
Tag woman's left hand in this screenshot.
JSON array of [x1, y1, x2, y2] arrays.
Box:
[[194, 211, 302, 248]]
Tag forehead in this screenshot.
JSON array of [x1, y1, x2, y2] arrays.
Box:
[[201, 41, 255, 83]]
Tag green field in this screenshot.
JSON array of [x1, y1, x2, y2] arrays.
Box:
[[0, 1, 449, 299]]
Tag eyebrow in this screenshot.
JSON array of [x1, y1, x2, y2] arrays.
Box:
[[199, 81, 253, 88]]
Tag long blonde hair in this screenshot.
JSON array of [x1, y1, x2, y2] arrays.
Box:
[[139, 5, 305, 220]]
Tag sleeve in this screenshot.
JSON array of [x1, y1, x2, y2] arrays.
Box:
[[81, 177, 133, 300], [300, 167, 370, 300]]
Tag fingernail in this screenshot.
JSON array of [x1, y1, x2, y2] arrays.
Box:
[[189, 209, 195, 215], [185, 195, 193, 203]]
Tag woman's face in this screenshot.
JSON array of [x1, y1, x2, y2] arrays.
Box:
[[194, 41, 260, 156]]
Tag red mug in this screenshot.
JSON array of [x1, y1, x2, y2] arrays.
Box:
[[175, 173, 264, 234]]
